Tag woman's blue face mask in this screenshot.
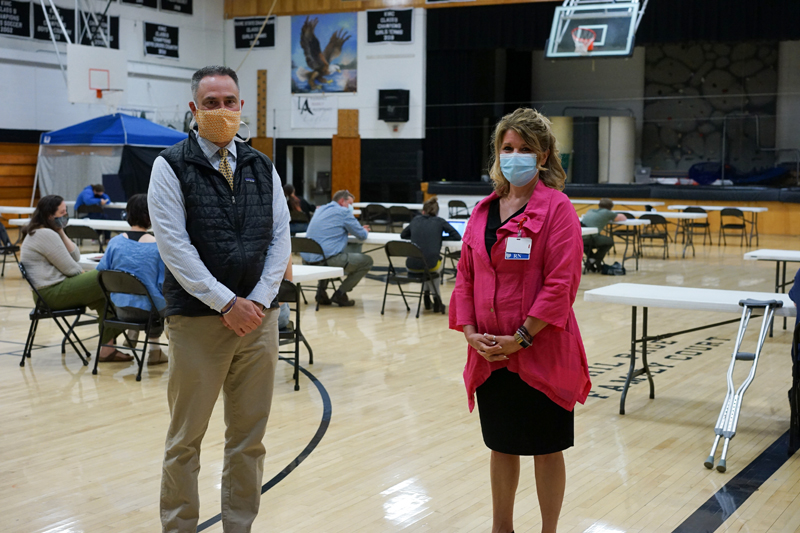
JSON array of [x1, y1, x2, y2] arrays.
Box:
[[499, 153, 539, 187]]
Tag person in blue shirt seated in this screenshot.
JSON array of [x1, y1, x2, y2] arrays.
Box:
[[300, 189, 372, 307], [75, 183, 110, 214], [96, 193, 168, 365], [581, 198, 626, 272]]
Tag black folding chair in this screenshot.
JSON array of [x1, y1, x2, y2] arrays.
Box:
[[18, 263, 95, 367], [362, 204, 391, 232], [0, 224, 19, 277], [448, 200, 470, 219], [381, 241, 442, 318], [76, 204, 103, 218], [638, 214, 670, 259], [440, 245, 460, 285], [93, 270, 166, 382], [278, 280, 314, 391], [388, 206, 414, 233], [683, 206, 713, 245], [719, 208, 747, 246], [65, 225, 104, 253], [291, 237, 342, 310], [289, 210, 310, 235]]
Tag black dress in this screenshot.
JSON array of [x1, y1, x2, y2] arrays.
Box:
[[475, 198, 574, 456]]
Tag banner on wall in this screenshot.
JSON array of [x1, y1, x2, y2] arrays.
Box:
[[144, 22, 179, 58], [161, 0, 192, 15], [291, 96, 338, 129], [80, 12, 120, 49], [33, 3, 75, 42], [122, 0, 157, 8], [366, 9, 412, 43], [291, 12, 357, 94], [0, 0, 31, 38], [234, 16, 275, 49]]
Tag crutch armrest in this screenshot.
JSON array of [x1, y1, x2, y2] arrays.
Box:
[[738, 298, 783, 308]]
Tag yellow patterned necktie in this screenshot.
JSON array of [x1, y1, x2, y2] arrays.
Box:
[[218, 148, 234, 190]]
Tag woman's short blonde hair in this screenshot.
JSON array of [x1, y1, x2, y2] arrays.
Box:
[[489, 108, 567, 196]]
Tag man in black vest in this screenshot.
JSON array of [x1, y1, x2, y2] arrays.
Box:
[[148, 65, 290, 533]]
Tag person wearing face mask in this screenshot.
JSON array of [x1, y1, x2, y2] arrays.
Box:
[[449, 108, 589, 533], [300, 189, 373, 307], [147, 65, 290, 533], [19, 195, 128, 362]]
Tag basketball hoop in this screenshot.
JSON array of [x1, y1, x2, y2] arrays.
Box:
[[571, 27, 596, 55]]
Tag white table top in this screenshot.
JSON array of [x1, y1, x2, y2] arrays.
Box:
[[570, 199, 664, 207], [630, 211, 707, 220], [668, 205, 769, 213], [65, 200, 127, 210], [78, 254, 345, 283], [584, 283, 796, 317], [353, 202, 424, 210], [743, 249, 800, 262], [10, 218, 133, 232], [611, 219, 651, 226], [0, 206, 36, 216]]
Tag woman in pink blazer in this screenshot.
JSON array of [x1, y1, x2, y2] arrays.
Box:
[[449, 108, 590, 533]]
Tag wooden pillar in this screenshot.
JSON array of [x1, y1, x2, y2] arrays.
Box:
[[251, 69, 273, 160], [332, 109, 360, 201]]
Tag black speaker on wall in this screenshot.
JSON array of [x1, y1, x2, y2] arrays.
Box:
[[378, 90, 410, 123]]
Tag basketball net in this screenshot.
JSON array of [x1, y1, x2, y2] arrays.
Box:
[[571, 27, 596, 56]]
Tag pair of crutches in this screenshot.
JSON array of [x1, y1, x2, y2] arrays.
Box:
[[705, 298, 783, 473]]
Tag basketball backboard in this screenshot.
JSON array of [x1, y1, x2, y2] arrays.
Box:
[[67, 43, 126, 106], [545, 2, 643, 59]]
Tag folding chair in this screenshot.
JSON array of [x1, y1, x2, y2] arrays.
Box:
[[289, 210, 310, 235], [440, 246, 460, 284], [18, 263, 94, 367], [638, 214, 669, 259], [682, 207, 712, 245], [76, 204, 103, 218], [0, 224, 19, 277], [92, 270, 166, 382], [381, 241, 442, 318], [291, 237, 342, 310], [362, 204, 391, 232], [65, 225, 104, 253], [448, 200, 470, 219], [278, 279, 314, 391], [705, 299, 783, 472], [388, 206, 414, 233], [609, 212, 637, 263], [719, 208, 747, 246]]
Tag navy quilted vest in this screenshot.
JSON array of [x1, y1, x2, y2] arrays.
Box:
[[159, 134, 275, 317]]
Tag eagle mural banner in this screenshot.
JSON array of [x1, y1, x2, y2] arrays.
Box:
[[291, 12, 357, 94]]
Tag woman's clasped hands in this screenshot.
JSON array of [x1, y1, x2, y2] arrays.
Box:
[[465, 332, 523, 362]]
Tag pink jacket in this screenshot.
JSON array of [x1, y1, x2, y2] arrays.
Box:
[[448, 181, 591, 412]]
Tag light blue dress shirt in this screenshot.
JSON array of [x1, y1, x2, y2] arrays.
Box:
[[300, 201, 368, 263], [147, 133, 290, 312]]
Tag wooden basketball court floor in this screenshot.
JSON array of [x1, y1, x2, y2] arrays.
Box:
[[1, 233, 799, 532]]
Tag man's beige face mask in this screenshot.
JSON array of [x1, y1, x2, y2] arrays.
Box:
[[195, 108, 241, 144]]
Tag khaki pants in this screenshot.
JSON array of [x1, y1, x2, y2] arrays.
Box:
[[160, 310, 279, 533]]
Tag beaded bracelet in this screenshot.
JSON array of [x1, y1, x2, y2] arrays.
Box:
[[221, 295, 238, 316]]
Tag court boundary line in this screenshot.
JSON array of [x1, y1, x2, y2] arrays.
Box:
[[672, 430, 792, 532], [196, 356, 332, 532]]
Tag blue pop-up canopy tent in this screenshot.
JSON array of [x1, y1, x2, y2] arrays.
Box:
[[34, 113, 187, 204]]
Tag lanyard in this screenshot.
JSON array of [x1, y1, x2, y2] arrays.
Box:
[[517, 216, 528, 238]]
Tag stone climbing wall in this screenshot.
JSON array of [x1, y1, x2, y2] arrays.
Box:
[[642, 42, 778, 172]]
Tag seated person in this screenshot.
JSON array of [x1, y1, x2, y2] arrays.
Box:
[[19, 195, 127, 362], [581, 198, 626, 272], [96, 194, 168, 365], [75, 183, 110, 214], [400, 197, 461, 312], [790, 267, 799, 331], [301, 190, 372, 307], [284, 184, 315, 235]]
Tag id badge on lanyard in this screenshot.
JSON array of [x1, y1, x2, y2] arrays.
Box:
[[505, 217, 532, 260]]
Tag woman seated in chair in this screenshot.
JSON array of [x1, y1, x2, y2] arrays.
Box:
[[19, 195, 128, 362], [284, 184, 314, 234], [96, 194, 168, 365], [400, 197, 461, 312]]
